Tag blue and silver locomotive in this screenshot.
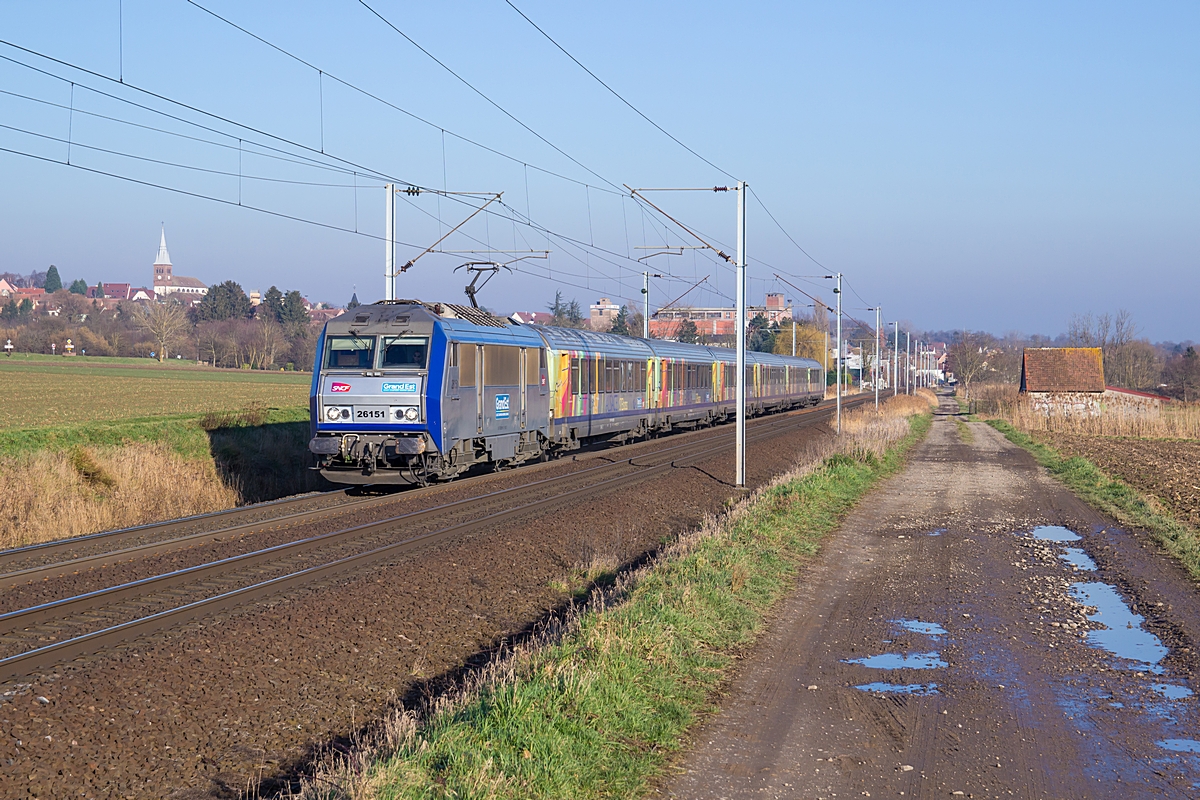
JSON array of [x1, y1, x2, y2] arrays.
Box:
[[309, 300, 825, 485]]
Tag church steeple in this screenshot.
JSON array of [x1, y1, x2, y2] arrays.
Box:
[[155, 226, 172, 267], [153, 226, 173, 287]]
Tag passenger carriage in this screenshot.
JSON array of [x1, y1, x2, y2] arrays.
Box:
[[309, 300, 824, 485]]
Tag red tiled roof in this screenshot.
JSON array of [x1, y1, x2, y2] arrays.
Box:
[[1020, 348, 1104, 393]]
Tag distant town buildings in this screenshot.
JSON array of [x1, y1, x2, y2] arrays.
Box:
[[589, 298, 621, 330], [650, 292, 793, 339]]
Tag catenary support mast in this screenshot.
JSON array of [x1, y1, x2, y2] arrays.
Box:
[[384, 183, 396, 301], [735, 180, 747, 486]]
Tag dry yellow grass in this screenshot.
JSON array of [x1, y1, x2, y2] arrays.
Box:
[[0, 444, 239, 549], [974, 382, 1200, 439]]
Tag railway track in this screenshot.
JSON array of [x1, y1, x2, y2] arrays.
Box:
[[0, 396, 869, 683]]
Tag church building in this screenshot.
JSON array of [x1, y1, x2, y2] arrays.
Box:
[[152, 227, 208, 302]]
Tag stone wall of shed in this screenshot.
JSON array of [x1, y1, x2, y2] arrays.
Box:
[[1022, 390, 1161, 419]]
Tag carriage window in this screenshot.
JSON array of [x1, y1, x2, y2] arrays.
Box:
[[581, 357, 592, 395], [571, 356, 580, 394], [379, 336, 429, 368], [325, 335, 375, 369], [459, 344, 476, 387], [448, 342, 458, 368], [483, 345, 521, 385]]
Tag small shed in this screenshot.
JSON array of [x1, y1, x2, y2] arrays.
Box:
[[1020, 347, 1164, 417]]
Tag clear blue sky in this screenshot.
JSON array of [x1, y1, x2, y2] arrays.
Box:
[[1, 1, 1196, 341]]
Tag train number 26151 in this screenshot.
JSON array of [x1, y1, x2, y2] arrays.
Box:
[[355, 409, 386, 419]]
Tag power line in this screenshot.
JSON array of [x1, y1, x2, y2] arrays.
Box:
[[0, 142, 419, 247], [1, 121, 380, 188], [184, 0, 623, 197], [502, 0, 737, 182], [0, 86, 368, 178], [0, 41, 403, 185], [0, 40, 642, 288], [0, 27, 749, 308], [748, 186, 829, 271], [357, 0, 624, 194]]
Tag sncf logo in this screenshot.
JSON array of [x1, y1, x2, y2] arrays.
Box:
[[330, 382, 351, 393]]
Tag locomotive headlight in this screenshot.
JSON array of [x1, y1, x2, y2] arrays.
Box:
[[325, 406, 341, 421], [404, 406, 419, 421]]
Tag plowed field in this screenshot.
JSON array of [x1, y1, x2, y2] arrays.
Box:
[[1035, 433, 1200, 527]]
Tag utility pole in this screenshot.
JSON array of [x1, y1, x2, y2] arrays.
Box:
[[384, 183, 396, 302], [871, 306, 881, 409], [828, 273, 843, 434], [641, 271, 662, 339], [892, 322, 900, 397], [906, 331, 911, 394], [735, 181, 747, 486]]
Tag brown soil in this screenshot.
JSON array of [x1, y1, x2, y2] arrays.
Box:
[[0, 408, 847, 800], [660, 397, 1200, 799], [1035, 432, 1200, 527]]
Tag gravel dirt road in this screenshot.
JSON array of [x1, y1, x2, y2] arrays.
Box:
[[661, 396, 1200, 799]]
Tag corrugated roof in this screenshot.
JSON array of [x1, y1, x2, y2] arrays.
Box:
[[1020, 347, 1105, 393]]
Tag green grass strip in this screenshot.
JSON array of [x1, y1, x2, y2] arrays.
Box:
[[366, 413, 932, 799], [0, 406, 309, 460], [986, 419, 1200, 580]]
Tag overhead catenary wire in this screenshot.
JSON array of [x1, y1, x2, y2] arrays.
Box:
[[183, 0, 623, 198], [1, 19, 826, 313], [0, 40, 659, 292], [0, 121, 383, 188], [502, 0, 737, 183], [0, 142, 421, 248], [357, 0, 625, 194]]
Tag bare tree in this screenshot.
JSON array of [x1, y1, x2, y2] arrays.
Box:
[[948, 331, 994, 400], [136, 302, 190, 362], [1108, 340, 1162, 390], [1068, 309, 1147, 385]]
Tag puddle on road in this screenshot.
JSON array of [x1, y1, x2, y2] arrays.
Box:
[[928, 528, 947, 537], [1031, 525, 1082, 542], [1059, 548, 1098, 571], [1158, 739, 1200, 753], [893, 619, 947, 636], [844, 651, 947, 670], [1069, 582, 1169, 672], [1152, 684, 1195, 701], [855, 682, 939, 696]]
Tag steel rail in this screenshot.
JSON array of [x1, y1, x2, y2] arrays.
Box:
[[0, 398, 867, 682], [0, 401, 846, 635], [0, 489, 352, 573]]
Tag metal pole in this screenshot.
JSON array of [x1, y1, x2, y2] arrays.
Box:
[[835, 273, 842, 434], [875, 306, 880, 409], [642, 271, 650, 339], [384, 183, 395, 302], [906, 331, 911, 394], [892, 322, 899, 396], [735, 180, 747, 487]]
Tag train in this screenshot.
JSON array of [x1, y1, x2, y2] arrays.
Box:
[[308, 300, 826, 485]]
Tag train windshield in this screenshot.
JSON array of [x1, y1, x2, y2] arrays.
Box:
[[379, 336, 429, 369], [325, 335, 376, 369]]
